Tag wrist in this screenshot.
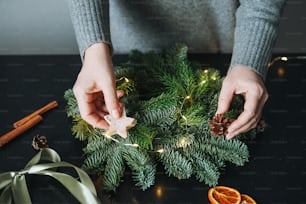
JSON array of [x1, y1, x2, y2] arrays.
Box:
[[84, 42, 112, 62]]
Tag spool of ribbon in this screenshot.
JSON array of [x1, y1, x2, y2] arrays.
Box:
[[0, 148, 101, 204]]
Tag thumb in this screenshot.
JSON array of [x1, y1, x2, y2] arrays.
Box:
[[216, 84, 234, 115]]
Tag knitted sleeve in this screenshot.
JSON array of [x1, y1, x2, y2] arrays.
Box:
[[66, 0, 111, 59], [230, 0, 286, 79]]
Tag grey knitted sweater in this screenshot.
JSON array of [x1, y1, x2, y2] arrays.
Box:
[[67, 0, 286, 79]]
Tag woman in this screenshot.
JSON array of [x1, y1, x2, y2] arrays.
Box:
[[67, 0, 286, 139]]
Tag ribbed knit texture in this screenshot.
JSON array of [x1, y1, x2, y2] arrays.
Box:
[[230, 0, 285, 79], [66, 0, 286, 78], [66, 0, 111, 58]]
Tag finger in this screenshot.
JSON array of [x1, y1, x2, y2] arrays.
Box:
[[226, 116, 258, 139], [226, 92, 260, 139], [98, 81, 122, 119], [73, 87, 94, 118], [94, 90, 125, 112], [85, 113, 110, 129], [77, 99, 109, 129], [116, 90, 125, 98], [226, 117, 258, 139], [227, 87, 268, 139], [256, 91, 269, 116], [216, 80, 234, 114], [73, 85, 106, 127]]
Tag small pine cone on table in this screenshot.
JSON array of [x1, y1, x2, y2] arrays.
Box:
[[32, 134, 49, 150]]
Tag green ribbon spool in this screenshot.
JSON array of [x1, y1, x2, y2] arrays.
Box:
[[0, 148, 101, 204]]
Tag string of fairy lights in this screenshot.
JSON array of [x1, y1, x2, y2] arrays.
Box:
[[103, 55, 306, 153], [98, 55, 306, 196], [268, 55, 306, 68], [104, 68, 220, 153]]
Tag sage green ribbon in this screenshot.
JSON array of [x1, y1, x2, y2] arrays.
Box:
[[0, 148, 101, 204]]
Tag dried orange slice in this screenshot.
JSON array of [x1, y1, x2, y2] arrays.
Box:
[[240, 194, 256, 204], [208, 186, 241, 204]]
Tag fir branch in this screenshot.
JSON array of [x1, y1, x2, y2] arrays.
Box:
[[64, 44, 257, 191], [122, 146, 156, 190], [224, 95, 244, 119], [103, 146, 125, 192], [190, 117, 211, 135], [83, 130, 111, 154], [64, 89, 79, 117], [159, 147, 193, 179], [192, 154, 220, 186], [177, 61, 196, 94], [140, 92, 177, 110], [206, 93, 219, 118], [129, 124, 156, 150], [116, 77, 136, 95], [195, 136, 249, 166], [139, 105, 177, 128], [159, 73, 187, 96], [176, 133, 195, 148], [164, 44, 188, 72], [179, 103, 205, 128], [71, 117, 94, 141], [193, 69, 220, 101], [82, 150, 107, 173], [82, 134, 116, 173]]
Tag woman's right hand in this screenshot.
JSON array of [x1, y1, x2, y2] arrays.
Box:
[[73, 43, 124, 129]]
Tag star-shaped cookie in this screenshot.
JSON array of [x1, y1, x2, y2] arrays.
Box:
[[104, 107, 137, 138]]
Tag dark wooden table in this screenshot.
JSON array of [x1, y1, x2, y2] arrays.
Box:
[[0, 54, 305, 203]]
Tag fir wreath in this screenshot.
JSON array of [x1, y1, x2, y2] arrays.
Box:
[[64, 44, 257, 192]]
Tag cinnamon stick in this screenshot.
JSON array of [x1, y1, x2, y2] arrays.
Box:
[[13, 100, 58, 128], [0, 115, 43, 147]]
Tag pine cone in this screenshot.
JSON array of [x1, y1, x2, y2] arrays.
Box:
[[32, 134, 49, 150], [208, 114, 235, 136]]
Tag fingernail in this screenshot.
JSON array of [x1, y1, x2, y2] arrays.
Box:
[[227, 125, 235, 133], [111, 109, 121, 119], [226, 134, 232, 140]]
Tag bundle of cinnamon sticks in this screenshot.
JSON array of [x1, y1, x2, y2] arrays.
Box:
[[0, 100, 58, 147]]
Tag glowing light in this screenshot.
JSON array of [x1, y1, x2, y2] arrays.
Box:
[[177, 137, 189, 148], [277, 67, 285, 77], [185, 95, 191, 100], [156, 186, 163, 198], [268, 56, 289, 68], [117, 77, 130, 82], [280, 57, 288, 61], [124, 143, 139, 147], [103, 133, 120, 143], [211, 76, 217, 80], [104, 133, 112, 138], [156, 149, 164, 153], [200, 80, 207, 85], [181, 115, 187, 121], [204, 69, 208, 74]]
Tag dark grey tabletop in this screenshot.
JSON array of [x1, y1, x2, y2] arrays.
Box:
[[0, 54, 305, 203]]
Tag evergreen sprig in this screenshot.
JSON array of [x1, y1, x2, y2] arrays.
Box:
[[159, 147, 193, 179], [122, 146, 156, 190], [64, 44, 256, 191]]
